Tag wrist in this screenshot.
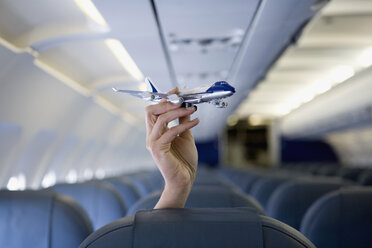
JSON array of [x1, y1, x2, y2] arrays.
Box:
[[154, 182, 192, 209]]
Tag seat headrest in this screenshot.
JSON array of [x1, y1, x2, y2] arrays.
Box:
[[52, 180, 126, 230], [80, 207, 316, 248], [127, 185, 265, 216], [133, 208, 263, 248], [358, 170, 372, 186], [266, 178, 351, 229], [0, 190, 92, 248], [300, 187, 372, 248]]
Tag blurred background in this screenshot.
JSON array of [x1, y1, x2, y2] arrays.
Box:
[[0, 0, 371, 190]]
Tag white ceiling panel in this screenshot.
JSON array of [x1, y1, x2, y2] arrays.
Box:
[[34, 39, 141, 98], [0, 0, 108, 52], [155, 0, 260, 88]]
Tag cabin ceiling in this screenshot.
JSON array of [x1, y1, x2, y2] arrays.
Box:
[[0, 0, 325, 142], [237, 0, 372, 120]]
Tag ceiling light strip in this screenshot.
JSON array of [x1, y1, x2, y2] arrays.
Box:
[[105, 39, 144, 81]]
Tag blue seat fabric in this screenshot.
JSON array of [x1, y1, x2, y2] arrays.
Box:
[[266, 178, 351, 229], [300, 187, 372, 248], [127, 185, 265, 216], [0, 190, 92, 248], [52, 180, 126, 230], [79, 208, 315, 248]]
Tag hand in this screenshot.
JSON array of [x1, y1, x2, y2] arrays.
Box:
[[145, 88, 199, 208]]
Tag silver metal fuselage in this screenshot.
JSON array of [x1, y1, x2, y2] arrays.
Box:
[[182, 91, 233, 104]]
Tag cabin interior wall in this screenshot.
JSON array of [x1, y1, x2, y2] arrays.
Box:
[[0, 46, 153, 189]]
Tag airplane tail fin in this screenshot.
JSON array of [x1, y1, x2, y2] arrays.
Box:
[[145, 77, 158, 93]]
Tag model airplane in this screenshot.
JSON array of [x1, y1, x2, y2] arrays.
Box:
[[112, 78, 235, 108]]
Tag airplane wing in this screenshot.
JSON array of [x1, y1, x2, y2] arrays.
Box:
[[112, 88, 169, 99]]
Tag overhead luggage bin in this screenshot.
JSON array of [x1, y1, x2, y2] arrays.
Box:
[[80, 208, 315, 248], [301, 187, 372, 248], [0, 189, 92, 248]]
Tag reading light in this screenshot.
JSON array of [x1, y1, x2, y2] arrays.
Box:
[[75, 0, 107, 27], [105, 39, 144, 81]]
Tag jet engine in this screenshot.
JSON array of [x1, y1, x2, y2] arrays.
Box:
[[213, 101, 228, 108]]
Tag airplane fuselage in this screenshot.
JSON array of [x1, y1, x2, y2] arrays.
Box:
[[181, 90, 234, 104]]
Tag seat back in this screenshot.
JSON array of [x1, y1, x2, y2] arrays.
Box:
[[52, 180, 126, 230], [357, 170, 372, 186], [105, 177, 141, 209], [127, 185, 265, 216], [0, 190, 92, 248], [80, 208, 315, 248], [126, 171, 164, 197], [301, 187, 372, 248], [266, 178, 352, 229], [250, 175, 292, 210]]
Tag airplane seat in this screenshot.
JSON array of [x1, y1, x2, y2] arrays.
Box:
[[337, 167, 365, 182], [266, 178, 353, 230], [0, 190, 92, 248], [357, 170, 372, 186], [300, 187, 372, 248], [79, 207, 315, 248], [218, 168, 263, 193], [315, 165, 340, 176], [193, 169, 229, 186], [250, 175, 294, 211], [125, 171, 164, 197], [104, 177, 141, 209], [126, 185, 265, 216], [52, 180, 126, 230]]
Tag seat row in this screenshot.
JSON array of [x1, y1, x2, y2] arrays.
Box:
[[1, 167, 371, 248], [219, 166, 372, 248]]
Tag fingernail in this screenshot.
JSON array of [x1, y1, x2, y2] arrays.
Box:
[[187, 107, 195, 111]]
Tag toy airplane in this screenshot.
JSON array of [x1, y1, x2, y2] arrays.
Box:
[[112, 78, 235, 108]]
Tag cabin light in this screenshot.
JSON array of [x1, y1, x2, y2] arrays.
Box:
[[358, 48, 372, 68], [105, 39, 144, 81], [329, 65, 355, 84], [74, 0, 107, 27], [6, 174, 26, 191], [94, 95, 121, 115], [313, 79, 332, 95], [248, 115, 264, 126], [66, 170, 77, 184], [83, 168, 94, 180], [34, 59, 91, 96], [95, 169, 105, 179], [41, 171, 57, 188], [276, 105, 290, 116], [227, 115, 239, 126]]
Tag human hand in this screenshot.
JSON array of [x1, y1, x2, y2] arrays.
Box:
[[145, 88, 199, 208]]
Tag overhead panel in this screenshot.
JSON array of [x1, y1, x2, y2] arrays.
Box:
[[94, 0, 174, 91], [236, 0, 372, 119], [35, 39, 137, 91], [0, 0, 108, 52], [155, 0, 260, 89]]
